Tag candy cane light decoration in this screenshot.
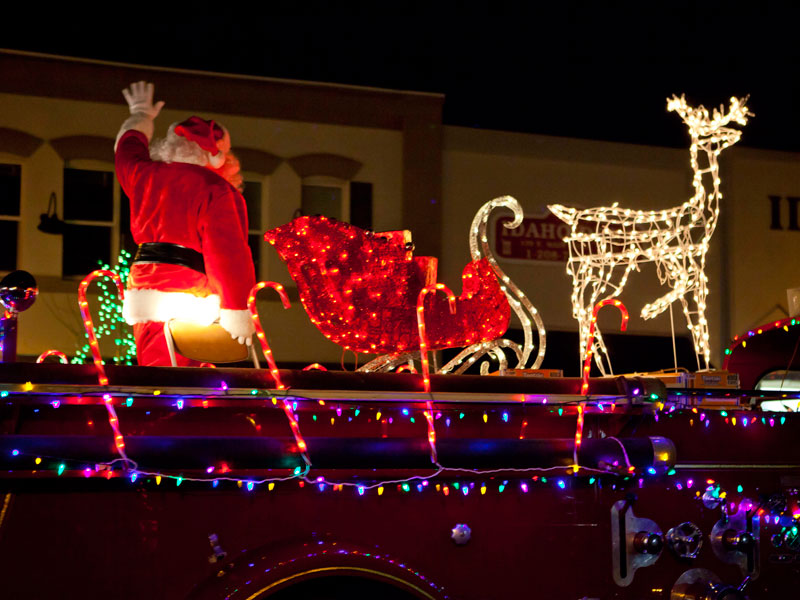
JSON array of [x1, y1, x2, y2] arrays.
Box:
[[79, 269, 124, 386], [36, 350, 69, 364], [581, 299, 629, 396], [575, 299, 628, 468], [78, 269, 129, 462], [417, 283, 456, 464], [248, 281, 310, 467]]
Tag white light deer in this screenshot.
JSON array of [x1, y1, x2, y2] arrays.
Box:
[[549, 95, 751, 374]]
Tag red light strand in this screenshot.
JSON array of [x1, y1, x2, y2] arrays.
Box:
[[417, 284, 456, 464], [302, 363, 327, 371], [78, 269, 124, 386], [248, 281, 310, 467], [36, 350, 69, 364], [248, 281, 290, 390], [575, 299, 628, 467], [264, 216, 510, 355], [581, 299, 629, 396], [77, 270, 129, 463]]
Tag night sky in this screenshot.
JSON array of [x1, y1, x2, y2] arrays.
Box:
[[6, 8, 799, 151]]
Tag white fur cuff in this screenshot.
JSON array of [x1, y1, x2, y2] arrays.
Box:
[[123, 289, 221, 325], [115, 114, 155, 150], [219, 308, 256, 344]]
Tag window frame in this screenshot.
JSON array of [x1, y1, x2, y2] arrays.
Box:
[[301, 175, 350, 223], [242, 172, 270, 281], [61, 158, 123, 279]]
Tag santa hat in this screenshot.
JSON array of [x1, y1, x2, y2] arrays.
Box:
[[174, 116, 230, 168]]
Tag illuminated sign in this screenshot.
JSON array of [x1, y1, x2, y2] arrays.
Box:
[[493, 212, 574, 263]]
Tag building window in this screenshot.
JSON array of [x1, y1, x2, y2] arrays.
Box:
[[243, 179, 264, 279], [349, 181, 373, 231], [302, 181, 345, 221], [0, 163, 21, 272], [62, 161, 128, 277], [301, 179, 373, 230]]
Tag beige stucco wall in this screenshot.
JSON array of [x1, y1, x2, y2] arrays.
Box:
[[724, 149, 800, 337], [0, 92, 403, 363]]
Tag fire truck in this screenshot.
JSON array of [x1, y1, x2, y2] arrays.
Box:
[[2, 202, 800, 600], [1, 294, 799, 599]]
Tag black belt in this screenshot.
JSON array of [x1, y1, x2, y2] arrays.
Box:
[[133, 243, 206, 275]]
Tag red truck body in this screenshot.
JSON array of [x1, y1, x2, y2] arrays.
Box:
[[0, 357, 798, 599]]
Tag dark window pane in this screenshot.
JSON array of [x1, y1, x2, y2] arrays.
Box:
[[248, 233, 260, 279], [350, 181, 373, 230], [0, 220, 17, 271], [118, 190, 138, 258], [302, 185, 342, 221], [63, 168, 113, 222], [63, 225, 110, 277], [243, 181, 262, 229], [0, 164, 21, 216]]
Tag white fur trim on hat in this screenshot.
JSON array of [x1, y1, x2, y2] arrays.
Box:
[[122, 289, 221, 325], [207, 151, 226, 169]]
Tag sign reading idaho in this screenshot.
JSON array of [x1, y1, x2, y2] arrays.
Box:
[[493, 212, 572, 263]]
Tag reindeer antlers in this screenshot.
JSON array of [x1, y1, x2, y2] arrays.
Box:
[[667, 94, 753, 135]]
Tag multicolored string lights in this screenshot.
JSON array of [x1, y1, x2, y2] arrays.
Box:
[[6, 377, 800, 510]]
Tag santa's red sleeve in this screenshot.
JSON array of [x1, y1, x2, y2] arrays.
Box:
[[199, 185, 256, 310], [114, 130, 152, 197]]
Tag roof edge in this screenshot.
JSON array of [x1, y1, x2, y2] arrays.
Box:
[[0, 48, 445, 101]]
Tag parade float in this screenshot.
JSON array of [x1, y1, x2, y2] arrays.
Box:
[[0, 97, 798, 600]]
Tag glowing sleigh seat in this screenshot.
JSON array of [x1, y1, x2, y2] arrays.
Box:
[[264, 216, 510, 355]]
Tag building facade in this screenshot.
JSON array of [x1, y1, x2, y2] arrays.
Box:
[[1, 50, 797, 370]]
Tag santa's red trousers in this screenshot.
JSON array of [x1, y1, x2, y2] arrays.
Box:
[[133, 322, 202, 367]]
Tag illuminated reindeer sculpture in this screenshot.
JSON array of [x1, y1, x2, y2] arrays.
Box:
[[549, 96, 751, 373]]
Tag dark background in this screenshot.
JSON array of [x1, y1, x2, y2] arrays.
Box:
[[4, 5, 799, 151]]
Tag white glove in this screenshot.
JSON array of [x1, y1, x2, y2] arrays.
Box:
[[219, 309, 255, 346], [116, 81, 164, 148], [122, 81, 165, 120]]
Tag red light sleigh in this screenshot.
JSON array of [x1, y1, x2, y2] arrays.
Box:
[[265, 196, 547, 373]]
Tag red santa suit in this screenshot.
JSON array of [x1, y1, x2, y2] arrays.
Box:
[[115, 129, 255, 366]]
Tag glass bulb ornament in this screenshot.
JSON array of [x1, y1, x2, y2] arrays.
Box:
[[451, 523, 472, 545]]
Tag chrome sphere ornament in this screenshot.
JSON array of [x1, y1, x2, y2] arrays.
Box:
[[451, 523, 471, 545], [0, 271, 38, 313]]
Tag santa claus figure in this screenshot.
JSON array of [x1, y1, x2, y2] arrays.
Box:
[[115, 81, 255, 366]]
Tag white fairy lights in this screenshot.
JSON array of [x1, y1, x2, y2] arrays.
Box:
[[441, 196, 546, 373], [549, 96, 751, 372]]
